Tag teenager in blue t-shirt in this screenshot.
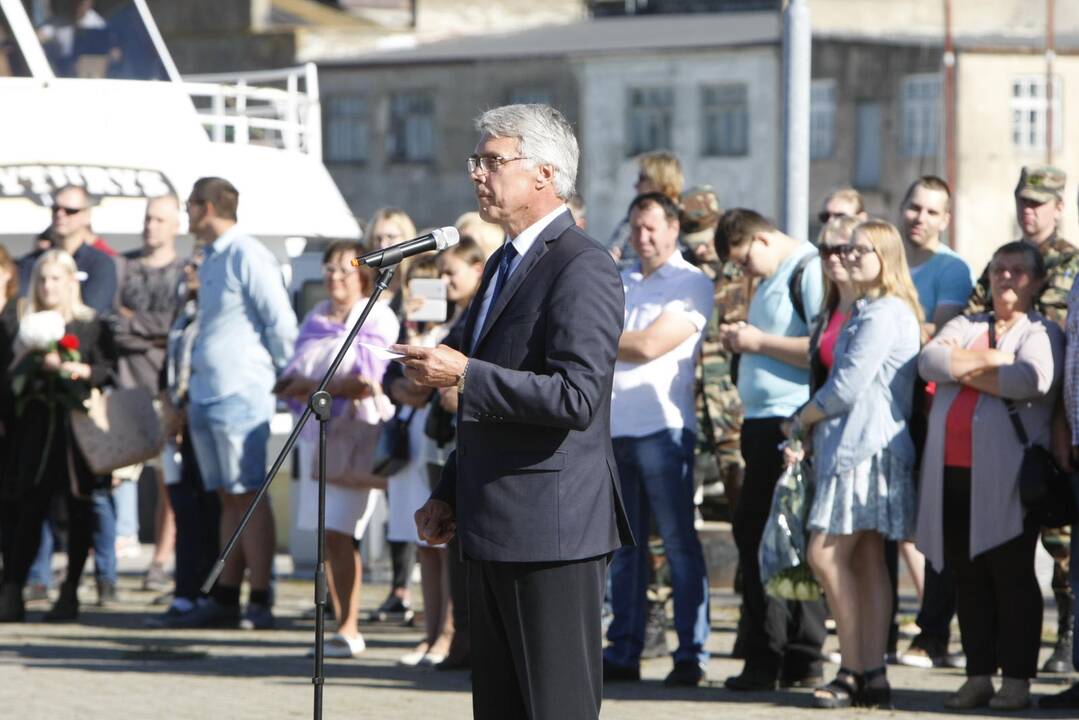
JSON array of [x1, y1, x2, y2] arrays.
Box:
[[715, 208, 827, 691]]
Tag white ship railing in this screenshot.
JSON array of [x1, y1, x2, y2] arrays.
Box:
[[182, 62, 322, 157]]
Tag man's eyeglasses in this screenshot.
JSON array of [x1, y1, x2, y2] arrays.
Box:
[[51, 205, 86, 216], [818, 210, 852, 224], [467, 155, 530, 174], [818, 245, 847, 259], [322, 263, 358, 277]]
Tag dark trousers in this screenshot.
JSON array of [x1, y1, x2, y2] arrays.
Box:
[[166, 433, 220, 601], [734, 417, 826, 679], [390, 541, 416, 592], [916, 562, 957, 643], [2, 481, 93, 592], [446, 536, 469, 651], [469, 554, 606, 720], [942, 467, 1041, 678]]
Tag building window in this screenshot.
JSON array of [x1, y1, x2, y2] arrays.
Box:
[[854, 102, 881, 188], [900, 73, 940, 157], [810, 79, 836, 160], [701, 84, 749, 157], [626, 87, 673, 156], [509, 87, 554, 106], [323, 95, 370, 164], [387, 91, 435, 163], [1012, 75, 1063, 153]]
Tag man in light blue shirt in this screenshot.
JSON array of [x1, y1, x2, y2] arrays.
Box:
[[181, 177, 297, 630], [896, 175, 971, 670], [715, 208, 827, 691], [900, 176, 973, 335]]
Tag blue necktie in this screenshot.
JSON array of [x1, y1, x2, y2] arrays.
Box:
[[490, 243, 519, 305]]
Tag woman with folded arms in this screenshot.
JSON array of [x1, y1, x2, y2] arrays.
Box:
[[916, 241, 1062, 711], [785, 220, 922, 709]]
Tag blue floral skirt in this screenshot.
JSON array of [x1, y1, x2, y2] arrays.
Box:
[[808, 450, 915, 541]]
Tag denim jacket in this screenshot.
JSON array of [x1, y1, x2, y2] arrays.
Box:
[[810, 295, 921, 480]]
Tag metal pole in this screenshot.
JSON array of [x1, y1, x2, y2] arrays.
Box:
[[942, 0, 957, 249], [781, 0, 811, 243], [1047, 0, 1055, 165]]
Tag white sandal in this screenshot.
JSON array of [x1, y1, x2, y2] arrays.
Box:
[[317, 633, 366, 658]]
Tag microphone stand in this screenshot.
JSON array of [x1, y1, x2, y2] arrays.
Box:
[[202, 264, 397, 720]]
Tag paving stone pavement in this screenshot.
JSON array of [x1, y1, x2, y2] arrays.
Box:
[[1, 552, 1077, 720]]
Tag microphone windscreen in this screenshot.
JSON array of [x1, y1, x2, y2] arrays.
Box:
[[432, 226, 461, 251]]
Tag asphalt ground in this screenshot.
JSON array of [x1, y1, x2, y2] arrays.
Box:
[[1, 549, 1076, 720]]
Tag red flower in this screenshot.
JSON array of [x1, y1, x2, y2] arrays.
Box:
[[58, 334, 80, 352]]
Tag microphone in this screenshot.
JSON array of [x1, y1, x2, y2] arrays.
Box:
[[351, 226, 460, 268]]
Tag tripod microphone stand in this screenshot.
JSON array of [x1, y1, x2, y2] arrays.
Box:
[[202, 264, 397, 720]]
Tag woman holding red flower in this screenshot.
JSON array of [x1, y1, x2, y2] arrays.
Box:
[[0, 249, 117, 623]]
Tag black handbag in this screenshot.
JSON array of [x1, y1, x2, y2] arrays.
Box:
[[372, 405, 415, 478], [990, 319, 1077, 528]]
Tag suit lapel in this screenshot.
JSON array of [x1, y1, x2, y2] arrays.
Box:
[[474, 211, 574, 352]]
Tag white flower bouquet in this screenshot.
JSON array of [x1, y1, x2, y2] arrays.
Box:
[[16, 310, 65, 352]]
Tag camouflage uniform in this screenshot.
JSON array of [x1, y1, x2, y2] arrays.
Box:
[[697, 261, 756, 498], [963, 166, 1076, 671], [679, 186, 757, 512]]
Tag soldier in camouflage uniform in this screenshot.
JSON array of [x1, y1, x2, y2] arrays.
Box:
[[681, 186, 755, 517], [965, 165, 1077, 674]]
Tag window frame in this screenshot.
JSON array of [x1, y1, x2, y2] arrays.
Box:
[[323, 93, 371, 166], [810, 78, 836, 160], [700, 82, 750, 158], [625, 86, 674, 157], [899, 72, 941, 158], [386, 90, 436, 165], [1011, 74, 1064, 154]]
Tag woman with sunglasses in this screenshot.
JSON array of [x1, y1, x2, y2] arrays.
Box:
[[784, 220, 923, 708], [808, 216, 861, 392]]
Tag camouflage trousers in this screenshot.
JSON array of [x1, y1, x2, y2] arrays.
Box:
[[1043, 525, 1072, 595]]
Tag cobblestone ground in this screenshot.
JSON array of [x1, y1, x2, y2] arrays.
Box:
[[1, 551, 1076, 720]]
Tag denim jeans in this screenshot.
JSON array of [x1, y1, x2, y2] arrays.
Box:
[[91, 489, 117, 584], [28, 523, 54, 587], [113, 479, 139, 539], [27, 489, 116, 586], [605, 428, 710, 667]]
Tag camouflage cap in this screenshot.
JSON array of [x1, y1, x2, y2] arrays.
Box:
[[1015, 165, 1066, 203], [680, 185, 721, 247]]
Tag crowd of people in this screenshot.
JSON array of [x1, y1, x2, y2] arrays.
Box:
[[0, 101, 1077, 715]]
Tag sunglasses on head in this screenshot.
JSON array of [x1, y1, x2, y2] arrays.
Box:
[[51, 205, 85, 216], [817, 210, 852, 224]]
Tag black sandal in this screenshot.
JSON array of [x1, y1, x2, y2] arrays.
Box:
[[812, 667, 862, 709], [857, 666, 892, 708]]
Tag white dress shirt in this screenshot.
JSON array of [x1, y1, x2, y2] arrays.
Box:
[[471, 204, 568, 349]]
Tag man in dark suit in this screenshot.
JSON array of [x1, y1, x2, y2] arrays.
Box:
[[396, 103, 632, 720]]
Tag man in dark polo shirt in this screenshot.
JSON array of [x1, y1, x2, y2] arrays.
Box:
[[19, 184, 117, 315]]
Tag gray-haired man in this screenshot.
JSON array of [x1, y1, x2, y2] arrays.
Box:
[[401, 104, 632, 720]]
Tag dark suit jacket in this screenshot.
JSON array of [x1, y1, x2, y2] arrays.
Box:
[[431, 210, 633, 563]]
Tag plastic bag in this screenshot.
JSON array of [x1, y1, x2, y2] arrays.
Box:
[[758, 440, 821, 601]]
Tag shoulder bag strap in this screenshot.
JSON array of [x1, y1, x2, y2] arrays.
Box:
[[988, 314, 1032, 449]]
